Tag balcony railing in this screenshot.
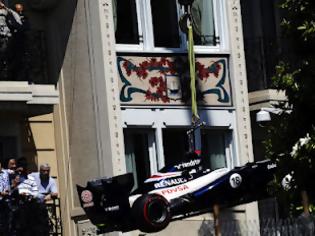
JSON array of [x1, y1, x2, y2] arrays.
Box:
[[46, 198, 63, 236], [0, 7, 48, 83], [0, 197, 63, 235]]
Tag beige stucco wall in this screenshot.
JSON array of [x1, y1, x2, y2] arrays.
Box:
[[21, 113, 59, 178], [29, 114, 57, 174]]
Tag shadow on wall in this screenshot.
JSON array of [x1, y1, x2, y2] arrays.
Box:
[[20, 118, 38, 172], [43, 0, 78, 85]]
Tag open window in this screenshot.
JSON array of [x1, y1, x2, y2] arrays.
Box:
[[114, 0, 228, 52], [114, 0, 140, 45], [150, 0, 181, 48], [191, 0, 217, 46]]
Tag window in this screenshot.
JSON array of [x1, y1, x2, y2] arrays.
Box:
[[123, 128, 157, 190], [191, 0, 217, 46], [201, 129, 229, 170], [114, 0, 228, 52], [114, 0, 140, 44], [150, 0, 180, 48], [123, 126, 232, 188], [162, 128, 230, 169], [162, 128, 189, 167]]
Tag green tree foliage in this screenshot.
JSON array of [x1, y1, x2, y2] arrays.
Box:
[[265, 0, 315, 215]]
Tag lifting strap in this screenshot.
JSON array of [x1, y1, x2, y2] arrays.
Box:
[[187, 24, 199, 123], [187, 22, 203, 153]]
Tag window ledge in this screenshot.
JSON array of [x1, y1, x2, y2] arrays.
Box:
[[248, 89, 287, 111], [0, 81, 59, 105], [115, 46, 230, 55]]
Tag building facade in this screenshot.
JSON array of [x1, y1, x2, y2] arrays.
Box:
[[0, 0, 71, 234], [0, 0, 60, 187], [241, 0, 287, 220], [52, 0, 262, 235]]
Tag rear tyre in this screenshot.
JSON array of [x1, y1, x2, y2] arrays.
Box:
[[132, 194, 171, 233]]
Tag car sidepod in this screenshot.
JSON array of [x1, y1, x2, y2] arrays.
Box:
[[191, 160, 277, 208]]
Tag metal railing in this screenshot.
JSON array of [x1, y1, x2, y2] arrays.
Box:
[[0, 196, 63, 235], [198, 217, 315, 236], [0, 9, 48, 83], [46, 198, 63, 236]]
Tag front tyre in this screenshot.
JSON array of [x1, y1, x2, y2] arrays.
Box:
[[132, 194, 171, 233]]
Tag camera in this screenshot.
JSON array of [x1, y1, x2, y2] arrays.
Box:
[[256, 110, 271, 127]]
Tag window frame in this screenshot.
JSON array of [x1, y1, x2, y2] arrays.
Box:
[[200, 128, 233, 170], [122, 109, 237, 183], [123, 125, 234, 182], [115, 0, 229, 54], [123, 128, 158, 189], [115, 0, 144, 51]]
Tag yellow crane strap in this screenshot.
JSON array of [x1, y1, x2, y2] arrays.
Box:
[[188, 24, 199, 122]]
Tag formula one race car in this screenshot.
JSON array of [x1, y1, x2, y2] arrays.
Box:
[[77, 158, 277, 234]]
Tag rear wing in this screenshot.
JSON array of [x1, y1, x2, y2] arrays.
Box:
[[77, 173, 134, 227]]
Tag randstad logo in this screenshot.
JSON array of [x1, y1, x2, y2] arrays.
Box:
[[174, 159, 201, 169]]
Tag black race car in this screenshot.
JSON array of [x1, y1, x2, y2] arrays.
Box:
[[77, 158, 277, 234]]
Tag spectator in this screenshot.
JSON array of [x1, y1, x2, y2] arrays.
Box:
[[5, 157, 17, 171], [0, 2, 22, 80], [30, 163, 58, 202], [11, 157, 39, 198], [16, 174, 39, 198], [0, 160, 10, 236], [13, 167, 49, 236], [12, 3, 30, 81], [16, 157, 28, 181], [0, 160, 10, 198], [5, 157, 18, 191]]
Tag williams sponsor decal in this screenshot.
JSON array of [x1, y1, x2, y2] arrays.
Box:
[[105, 205, 120, 212], [161, 185, 189, 195], [267, 163, 277, 170], [174, 159, 201, 170], [154, 177, 187, 188]]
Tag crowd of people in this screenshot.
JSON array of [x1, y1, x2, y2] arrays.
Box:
[[0, 157, 58, 236], [0, 1, 42, 82]]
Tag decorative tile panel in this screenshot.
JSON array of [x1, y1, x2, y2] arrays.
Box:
[[117, 56, 232, 107]]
